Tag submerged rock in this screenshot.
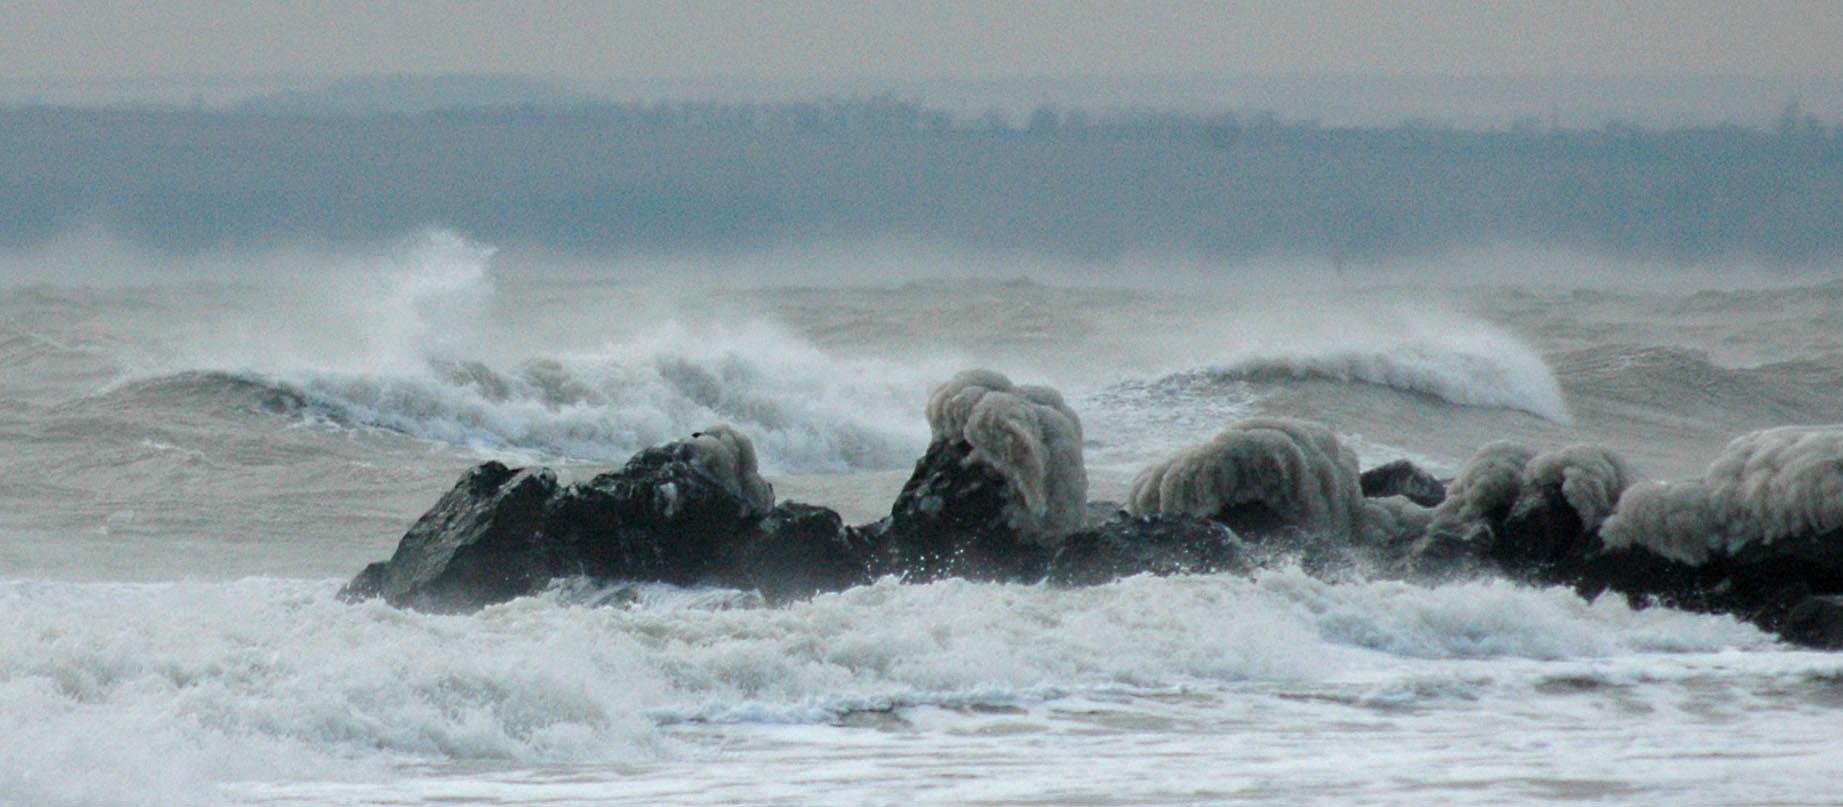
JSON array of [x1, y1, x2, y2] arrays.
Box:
[[1782, 595, 1843, 650], [1047, 512, 1246, 586]]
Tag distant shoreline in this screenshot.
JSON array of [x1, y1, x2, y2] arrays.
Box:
[[4, 94, 1839, 265]]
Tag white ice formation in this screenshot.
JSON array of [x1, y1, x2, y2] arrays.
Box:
[[1602, 426, 1843, 565], [1427, 441, 1633, 540], [1126, 417, 1365, 536], [687, 424, 776, 517], [924, 369, 1088, 541]]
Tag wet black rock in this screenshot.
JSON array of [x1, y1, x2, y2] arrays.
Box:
[[342, 437, 781, 612], [1399, 521, 1494, 582], [1781, 595, 1843, 650], [1360, 460, 1447, 508], [730, 503, 875, 603], [870, 438, 1049, 582], [885, 439, 1014, 538], [344, 434, 1843, 654], [1471, 484, 1843, 649], [1398, 474, 1587, 584], [1047, 513, 1247, 586], [343, 433, 1067, 613], [338, 462, 561, 613], [1493, 486, 1594, 578], [549, 440, 768, 585]]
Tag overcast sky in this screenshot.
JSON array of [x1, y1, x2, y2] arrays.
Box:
[[4, 1, 1842, 82]]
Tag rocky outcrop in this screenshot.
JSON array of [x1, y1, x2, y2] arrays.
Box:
[[341, 462, 561, 613], [342, 401, 1843, 653], [343, 428, 1066, 611], [1388, 436, 1843, 649], [1782, 595, 1843, 650], [341, 430, 818, 612], [345, 430, 1238, 611], [547, 439, 771, 586], [729, 503, 875, 603], [863, 437, 1053, 582]]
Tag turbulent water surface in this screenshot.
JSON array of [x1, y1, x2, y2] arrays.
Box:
[[4, 233, 1843, 805]]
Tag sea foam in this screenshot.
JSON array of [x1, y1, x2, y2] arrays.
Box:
[[0, 572, 1772, 805]]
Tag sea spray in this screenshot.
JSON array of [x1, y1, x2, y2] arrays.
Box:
[[131, 231, 938, 471]]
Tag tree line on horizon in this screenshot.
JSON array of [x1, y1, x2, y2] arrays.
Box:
[[1, 95, 1839, 265]]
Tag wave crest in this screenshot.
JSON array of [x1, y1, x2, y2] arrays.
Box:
[[1216, 340, 1572, 423], [276, 344, 930, 471]]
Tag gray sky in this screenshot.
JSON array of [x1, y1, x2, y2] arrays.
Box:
[[5, 0, 1842, 82]]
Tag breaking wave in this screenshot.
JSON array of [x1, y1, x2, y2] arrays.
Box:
[[97, 350, 932, 473], [1219, 341, 1571, 423], [112, 229, 938, 472], [285, 344, 934, 471]]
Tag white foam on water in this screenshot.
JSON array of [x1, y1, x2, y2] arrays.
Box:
[[0, 569, 1803, 805]]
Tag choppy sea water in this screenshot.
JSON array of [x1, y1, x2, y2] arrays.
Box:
[[4, 233, 1843, 805]]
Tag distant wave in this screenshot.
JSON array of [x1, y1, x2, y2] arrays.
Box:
[[1205, 341, 1572, 423], [87, 230, 939, 473], [81, 331, 943, 469], [278, 349, 930, 472], [102, 353, 933, 473], [87, 370, 309, 416], [1555, 344, 1843, 417]]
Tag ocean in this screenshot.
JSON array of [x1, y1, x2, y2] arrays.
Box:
[[4, 231, 1843, 805]]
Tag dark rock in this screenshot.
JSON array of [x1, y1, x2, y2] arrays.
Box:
[[338, 461, 562, 613], [1401, 521, 1494, 581], [1212, 501, 1295, 539], [342, 436, 780, 612], [344, 435, 1843, 655], [1083, 500, 1124, 528], [1493, 486, 1593, 577], [1361, 460, 1447, 507], [1242, 525, 1375, 582], [1782, 595, 1843, 649], [1571, 546, 1818, 637], [1397, 476, 1588, 585], [873, 438, 1049, 581], [887, 438, 1015, 538], [549, 441, 768, 585], [1466, 503, 1843, 648], [1047, 513, 1246, 586], [1728, 528, 1843, 584], [730, 503, 875, 603]]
